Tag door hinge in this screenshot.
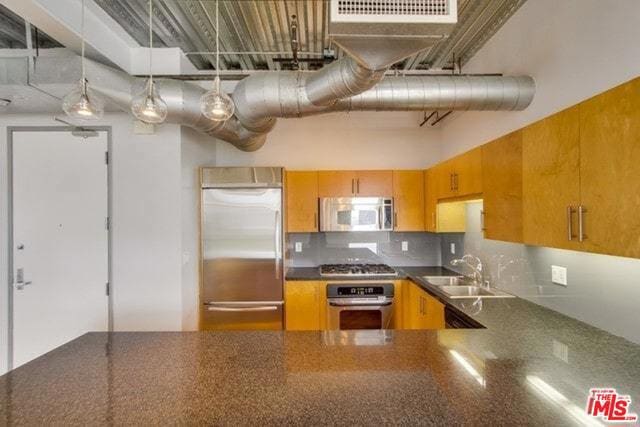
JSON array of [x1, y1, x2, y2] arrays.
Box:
[[104, 151, 109, 165], [106, 282, 110, 296], [105, 216, 110, 231]]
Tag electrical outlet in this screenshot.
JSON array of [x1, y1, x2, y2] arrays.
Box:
[[551, 265, 567, 286], [294, 242, 302, 253], [401, 241, 409, 252], [450, 243, 456, 255]]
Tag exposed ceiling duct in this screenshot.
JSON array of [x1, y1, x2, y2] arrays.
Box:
[[1, 0, 537, 152]]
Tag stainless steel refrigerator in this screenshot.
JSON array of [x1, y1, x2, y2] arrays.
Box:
[[200, 167, 284, 330]]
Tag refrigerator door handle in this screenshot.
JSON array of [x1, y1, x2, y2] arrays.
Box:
[[274, 210, 281, 280], [207, 306, 279, 312]]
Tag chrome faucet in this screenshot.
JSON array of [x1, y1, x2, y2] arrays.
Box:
[[450, 254, 486, 288]]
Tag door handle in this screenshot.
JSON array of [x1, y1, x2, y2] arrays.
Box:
[[15, 268, 32, 290], [454, 174, 459, 191], [356, 178, 360, 194], [207, 306, 278, 312], [393, 211, 398, 229], [449, 174, 453, 191], [578, 205, 587, 242], [480, 210, 486, 231], [314, 212, 318, 230], [351, 178, 355, 195], [567, 206, 576, 241]]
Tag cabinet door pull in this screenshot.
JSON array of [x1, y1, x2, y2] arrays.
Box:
[[480, 210, 486, 231], [449, 174, 454, 191], [454, 173, 459, 191], [314, 212, 318, 230], [394, 211, 398, 229], [432, 212, 436, 229], [356, 178, 360, 194], [578, 205, 587, 242], [567, 206, 576, 241]]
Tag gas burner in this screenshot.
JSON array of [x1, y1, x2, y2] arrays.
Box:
[[319, 263, 397, 277]]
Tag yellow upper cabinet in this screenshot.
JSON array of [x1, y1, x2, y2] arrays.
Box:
[[285, 171, 319, 233], [578, 77, 640, 259], [393, 170, 425, 231], [432, 147, 483, 200], [424, 169, 438, 232], [522, 106, 581, 251], [318, 171, 356, 197], [481, 131, 523, 243], [355, 170, 393, 196], [318, 170, 392, 197]]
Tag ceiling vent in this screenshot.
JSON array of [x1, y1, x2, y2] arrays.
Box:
[[329, 0, 457, 70], [331, 0, 457, 23]]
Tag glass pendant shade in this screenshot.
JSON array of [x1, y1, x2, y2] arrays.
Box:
[[200, 78, 235, 121], [62, 79, 104, 120], [131, 79, 168, 124]]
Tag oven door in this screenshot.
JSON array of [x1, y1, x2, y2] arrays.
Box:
[[327, 298, 393, 330], [320, 197, 393, 231]]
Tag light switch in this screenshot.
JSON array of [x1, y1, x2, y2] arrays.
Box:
[[294, 242, 303, 253], [551, 265, 567, 286], [450, 243, 456, 255], [401, 241, 409, 252]]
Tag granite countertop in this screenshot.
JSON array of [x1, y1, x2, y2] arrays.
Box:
[[2, 268, 639, 425]]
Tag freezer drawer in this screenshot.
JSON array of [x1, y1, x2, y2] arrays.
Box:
[[202, 258, 282, 302], [201, 302, 283, 330]]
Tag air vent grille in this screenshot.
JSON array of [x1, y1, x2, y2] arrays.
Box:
[[331, 0, 457, 23], [337, 0, 450, 16]]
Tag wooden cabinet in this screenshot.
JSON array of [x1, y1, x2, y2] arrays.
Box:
[[318, 170, 392, 197], [392, 170, 425, 231], [284, 281, 323, 330], [456, 147, 483, 196], [578, 77, 640, 258], [481, 131, 523, 243], [356, 170, 393, 196], [424, 169, 437, 232], [318, 171, 355, 197], [434, 148, 483, 200], [403, 282, 445, 330], [285, 171, 318, 232], [522, 106, 581, 251]]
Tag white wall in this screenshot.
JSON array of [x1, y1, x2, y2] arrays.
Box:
[[215, 111, 442, 169], [180, 127, 216, 331], [440, 0, 640, 158], [0, 114, 184, 361]]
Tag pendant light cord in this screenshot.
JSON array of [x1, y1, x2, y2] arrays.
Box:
[[148, 0, 153, 95], [81, 0, 85, 83], [215, 0, 220, 92]]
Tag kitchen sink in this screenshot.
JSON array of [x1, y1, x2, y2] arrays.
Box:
[[439, 285, 515, 299], [421, 276, 468, 286]]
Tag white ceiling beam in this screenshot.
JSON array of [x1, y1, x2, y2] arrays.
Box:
[[1, 0, 137, 72]]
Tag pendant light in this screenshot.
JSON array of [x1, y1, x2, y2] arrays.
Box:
[[200, 0, 235, 121], [131, 0, 168, 124], [62, 0, 104, 120]]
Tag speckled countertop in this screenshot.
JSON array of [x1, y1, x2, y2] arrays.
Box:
[[2, 267, 639, 425]]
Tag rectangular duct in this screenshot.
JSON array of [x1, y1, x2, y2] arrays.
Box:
[[331, 0, 457, 23], [329, 0, 457, 70]]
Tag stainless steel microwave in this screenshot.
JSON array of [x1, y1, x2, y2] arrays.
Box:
[[319, 197, 393, 232]]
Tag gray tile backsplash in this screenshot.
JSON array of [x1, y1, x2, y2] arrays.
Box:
[[441, 201, 640, 345], [287, 232, 442, 267]]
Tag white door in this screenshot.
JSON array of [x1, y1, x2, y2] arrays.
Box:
[[11, 130, 109, 369]]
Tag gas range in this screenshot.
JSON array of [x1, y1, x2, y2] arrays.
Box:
[[319, 263, 398, 277]]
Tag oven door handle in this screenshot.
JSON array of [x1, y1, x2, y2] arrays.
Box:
[[328, 301, 393, 307]]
